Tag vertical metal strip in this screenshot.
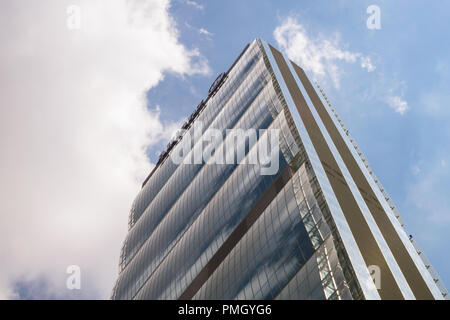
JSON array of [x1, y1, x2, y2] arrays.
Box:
[[261, 40, 380, 300], [283, 53, 415, 300], [305, 68, 443, 300]]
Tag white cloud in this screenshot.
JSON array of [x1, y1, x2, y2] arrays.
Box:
[[387, 95, 409, 115], [185, 0, 203, 10], [360, 56, 376, 72], [199, 28, 213, 37], [185, 22, 213, 39], [273, 16, 375, 88], [0, 0, 209, 299]]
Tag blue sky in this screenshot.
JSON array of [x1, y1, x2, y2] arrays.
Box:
[[0, 0, 448, 299], [148, 0, 450, 289]]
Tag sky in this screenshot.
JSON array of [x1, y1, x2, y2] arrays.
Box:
[[0, 0, 448, 299]]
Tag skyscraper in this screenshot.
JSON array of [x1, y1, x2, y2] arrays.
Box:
[[112, 39, 447, 300]]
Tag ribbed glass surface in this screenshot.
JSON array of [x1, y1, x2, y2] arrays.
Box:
[[112, 39, 354, 300]]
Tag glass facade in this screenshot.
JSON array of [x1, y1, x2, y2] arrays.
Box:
[[112, 39, 447, 300]]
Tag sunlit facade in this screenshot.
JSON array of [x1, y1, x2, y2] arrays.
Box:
[[112, 39, 447, 300]]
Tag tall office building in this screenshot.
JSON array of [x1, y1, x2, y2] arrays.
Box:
[[112, 39, 447, 300]]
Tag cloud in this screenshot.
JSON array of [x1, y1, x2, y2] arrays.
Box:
[[273, 16, 413, 117], [185, 0, 203, 10], [185, 22, 213, 39], [387, 95, 409, 115], [0, 0, 209, 299], [199, 28, 213, 37], [273, 16, 375, 88], [360, 56, 376, 72]]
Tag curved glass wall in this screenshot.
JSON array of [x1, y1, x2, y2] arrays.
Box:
[[120, 56, 270, 269], [127, 41, 262, 229], [113, 83, 281, 299]]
